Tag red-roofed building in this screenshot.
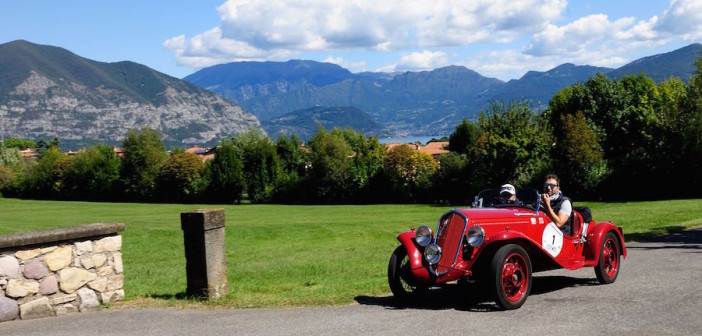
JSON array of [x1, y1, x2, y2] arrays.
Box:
[[384, 141, 449, 158], [185, 146, 213, 162]]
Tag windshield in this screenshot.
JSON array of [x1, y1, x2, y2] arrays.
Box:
[[474, 188, 539, 210]]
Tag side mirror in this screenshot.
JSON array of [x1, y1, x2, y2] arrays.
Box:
[[535, 193, 541, 215]]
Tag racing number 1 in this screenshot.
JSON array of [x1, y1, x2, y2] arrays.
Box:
[[552, 235, 556, 244]]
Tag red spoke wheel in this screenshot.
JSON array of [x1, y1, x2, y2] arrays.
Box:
[[595, 232, 621, 284], [388, 246, 428, 301], [490, 244, 532, 310]]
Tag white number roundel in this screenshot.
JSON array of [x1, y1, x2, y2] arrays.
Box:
[[542, 222, 564, 257]]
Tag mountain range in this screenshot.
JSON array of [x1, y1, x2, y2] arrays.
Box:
[[0, 39, 700, 148], [186, 43, 702, 139], [0, 40, 261, 149]]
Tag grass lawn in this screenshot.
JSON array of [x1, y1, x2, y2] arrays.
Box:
[[1, 197, 701, 308]]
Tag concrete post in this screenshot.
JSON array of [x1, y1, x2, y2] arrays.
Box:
[[180, 209, 228, 300]]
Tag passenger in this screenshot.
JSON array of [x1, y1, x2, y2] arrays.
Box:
[[540, 174, 572, 235], [497, 184, 522, 206]]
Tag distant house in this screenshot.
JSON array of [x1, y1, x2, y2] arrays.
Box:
[[113, 147, 124, 157], [185, 146, 212, 161], [201, 147, 217, 161], [385, 141, 450, 158], [19, 148, 38, 160], [421, 141, 450, 157]]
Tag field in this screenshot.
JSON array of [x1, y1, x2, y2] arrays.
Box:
[[1, 198, 702, 308]]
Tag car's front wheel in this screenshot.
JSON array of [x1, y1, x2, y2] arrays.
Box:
[[490, 244, 532, 310], [388, 246, 427, 301], [595, 232, 621, 284]]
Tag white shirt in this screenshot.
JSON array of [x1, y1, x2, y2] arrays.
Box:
[[559, 199, 572, 218]]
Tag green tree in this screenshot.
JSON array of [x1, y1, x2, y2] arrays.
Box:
[[448, 119, 481, 154], [204, 141, 245, 203], [551, 111, 606, 196], [23, 147, 66, 198], [275, 134, 305, 176], [333, 128, 386, 195], [119, 128, 168, 200], [430, 152, 470, 204], [36, 138, 60, 159], [472, 101, 552, 189], [231, 130, 280, 203], [383, 144, 438, 202], [3, 138, 37, 149], [271, 134, 306, 203], [157, 152, 205, 202], [306, 128, 353, 202], [677, 55, 702, 196], [65, 144, 121, 200], [0, 145, 26, 196]]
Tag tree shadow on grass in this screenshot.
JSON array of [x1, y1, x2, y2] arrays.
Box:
[[355, 275, 597, 312], [625, 226, 702, 251]]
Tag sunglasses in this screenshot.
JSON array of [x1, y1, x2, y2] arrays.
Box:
[[543, 183, 558, 189]]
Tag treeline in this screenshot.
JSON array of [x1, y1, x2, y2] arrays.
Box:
[[2, 58, 702, 203]]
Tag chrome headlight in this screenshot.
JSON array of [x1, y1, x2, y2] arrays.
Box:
[[415, 225, 433, 247], [424, 243, 442, 265], [466, 225, 485, 247]]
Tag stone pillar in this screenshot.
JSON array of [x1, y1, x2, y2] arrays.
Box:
[[180, 209, 229, 300]]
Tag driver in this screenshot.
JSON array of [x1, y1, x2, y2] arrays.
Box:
[[540, 174, 572, 235], [497, 184, 522, 206]]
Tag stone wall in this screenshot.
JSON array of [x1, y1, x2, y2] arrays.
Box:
[[0, 223, 124, 322]]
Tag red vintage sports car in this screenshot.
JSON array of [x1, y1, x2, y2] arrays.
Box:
[[388, 188, 626, 309]]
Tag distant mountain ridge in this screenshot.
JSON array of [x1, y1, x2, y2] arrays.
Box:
[[262, 106, 384, 140], [0, 40, 262, 148], [1, 40, 699, 147], [185, 43, 702, 137]]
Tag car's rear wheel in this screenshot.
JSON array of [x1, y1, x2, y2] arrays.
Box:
[[595, 232, 621, 284], [388, 246, 428, 301], [490, 244, 532, 310]]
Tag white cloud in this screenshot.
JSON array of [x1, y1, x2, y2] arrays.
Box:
[[395, 50, 451, 71], [524, 15, 649, 58], [520, 0, 702, 73], [165, 0, 702, 79], [655, 0, 702, 41], [166, 0, 568, 69], [323, 56, 367, 73]]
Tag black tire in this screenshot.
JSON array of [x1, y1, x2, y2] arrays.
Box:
[[490, 244, 532, 310], [595, 232, 621, 284], [388, 246, 428, 301]]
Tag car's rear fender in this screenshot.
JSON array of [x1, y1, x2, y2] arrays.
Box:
[[396, 231, 431, 282], [584, 222, 627, 266]]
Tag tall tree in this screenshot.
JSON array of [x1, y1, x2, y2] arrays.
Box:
[[65, 144, 121, 200], [306, 128, 353, 202], [449, 119, 481, 154], [231, 130, 280, 203], [204, 141, 245, 203], [334, 128, 386, 194], [383, 144, 438, 202], [0, 145, 26, 196], [472, 101, 552, 189], [119, 128, 168, 200], [157, 151, 205, 202]]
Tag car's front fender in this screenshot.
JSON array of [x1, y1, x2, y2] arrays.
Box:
[[481, 230, 541, 253], [396, 231, 431, 282]]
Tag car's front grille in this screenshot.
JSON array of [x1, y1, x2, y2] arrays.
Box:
[[432, 211, 468, 276]]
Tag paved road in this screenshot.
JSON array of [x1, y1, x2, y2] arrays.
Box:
[[2, 228, 702, 336]]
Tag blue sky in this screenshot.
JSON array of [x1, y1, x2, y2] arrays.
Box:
[[1, 1, 700, 81]]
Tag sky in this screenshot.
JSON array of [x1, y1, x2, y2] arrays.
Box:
[[1, 0, 701, 81]]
